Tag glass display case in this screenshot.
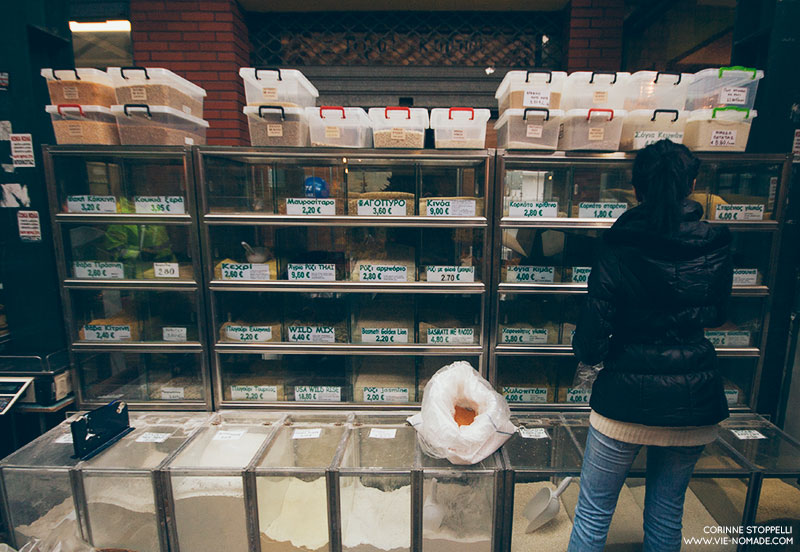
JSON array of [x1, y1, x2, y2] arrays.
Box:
[[44, 145, 210, 409], [197, 148, 493, 407]]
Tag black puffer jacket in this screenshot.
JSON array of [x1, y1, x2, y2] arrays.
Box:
[[573, 199, 733, 427]]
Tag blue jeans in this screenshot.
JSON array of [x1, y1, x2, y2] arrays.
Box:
[[567, 425, 704, 552]]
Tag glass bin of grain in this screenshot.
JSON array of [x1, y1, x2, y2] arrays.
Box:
[[306, 106, 372, 148], [46, 105, 120, 145], [430, 107, 491, 149], [111, 104, 209, 146], [368, 107, 429, 149], [108, 66, 207, 118], [41, 68, 116, 106], [244, 105, 309, 147]]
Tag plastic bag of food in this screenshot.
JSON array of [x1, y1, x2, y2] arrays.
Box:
[[408, 361, 516, 465], [17, 537, 97, 552], [572, 361, 603, 393]]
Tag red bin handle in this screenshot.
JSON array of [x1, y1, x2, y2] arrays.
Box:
[[587, 108, 614, 121], [385, 106, 411, 119], [449, 107, 475, 120], [320, 106, 346, 120], [57, 104, 84, 117]]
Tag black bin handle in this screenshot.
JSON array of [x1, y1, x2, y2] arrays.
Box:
[[123, 104, 152, 118], [651, 109, 680, 122], [120, 67, 150, 80], [654, 72, 682, 85], [589, 71, 618, 85], [525, 70, 553, 84], [52, 69, 80, 81], [523, 108, 551, 122], [254, 67, 282, 81], [258, 105, 286, 121]]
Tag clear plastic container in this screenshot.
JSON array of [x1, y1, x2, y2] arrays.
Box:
[[244, 105, 308, 147], [239, 67, 319, 108], [368, 107, 429, 148], [107, 66, 207, 117], [111, 104, 209, 146], [558, 108, 626, 151], [623, 71, 693, 111], [45, 105, 119, 145], [306, 106, 372, 148], [686, 66, 764, 111], [561, 71, 630, 111], [430, 107, 491, 149], [494, 108, 564, 150], [495, 69, 567, 113], [40, 68, 116, 106], [619, 109, 688, 151], [684, 107, 757, 152]]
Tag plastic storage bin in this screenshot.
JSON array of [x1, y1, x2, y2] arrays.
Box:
[[239, 67, 319, 108], [683, 107, 756, 152], [561, 71, 630, 111], [306, 106, 371, 148], [494, 107, 564, 150], [368, 106, 429, 148], [624, 71, 693, 111], [40, 68, 116, 106], [111, 104, 209, 146], [244, 105, 308, 147], [108, 66, 207, 118], [619, 109, 688, 151], [430, 107, 491, 148], [559, 108, 626, 151], [686, 66, 764, 111], [45, 105, 120, 145], [495, 69, 567, 113]]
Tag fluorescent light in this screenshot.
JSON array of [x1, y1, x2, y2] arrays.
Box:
[[69, 20, 131, 33]]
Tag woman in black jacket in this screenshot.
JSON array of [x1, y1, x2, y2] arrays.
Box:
[[567, 140, 733, 552]]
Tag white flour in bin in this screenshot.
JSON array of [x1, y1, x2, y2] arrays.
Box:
[[341, 479, 412, 552], [172, 477, 250, 552], [258, 476, 329, 552]]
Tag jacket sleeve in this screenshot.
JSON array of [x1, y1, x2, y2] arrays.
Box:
[[572, 245, 618, 366], [708, 240, 734, 327]]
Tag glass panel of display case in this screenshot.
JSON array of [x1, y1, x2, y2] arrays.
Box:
[[52, 154, 188, 215], [275, 160, 346, 215], [500, 228, 602, 284], [202, 154, 275, 213], [510, 474, 575, 551], [278, 226, 348, 281], [495, 356, 564, 405], [570, 164, 634, 219], [208, 226, 278, 281], [419, 161, 486, 217], [705, 297, 764, 349], [501, 167, 570, 218], [753, 479, 800, 535], [498, 294, 563, 345], [418, 294, 482, 345], [720, 415, 800, 473], [346, 161, 416, 216], [349, 227, 417, 282], [77, 352, 205, 402], [505, 414, 582, 470], [419, 356, 482, 399], [352, 294, 414, 344], [71, 289, 200, 343], [700, 161, 783, 222], [419, 228, 484, 283], [63, 223, 195, 280], [730, 231, 771, 287]]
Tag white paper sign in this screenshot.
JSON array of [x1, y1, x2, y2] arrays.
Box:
[[503, 387, 549, 403], [793, 129, 800, 156], [501, 327, 548, 344], [134, 196, 185, 214], [730, 429, 766, 440], [633, 130, 684, 149], [523, 89, 551, 108], [288, 326, 336, 343], [10, 134, 34, 167], [213, 429, 247, 441], [154, 262, 180, 278], [710, 130, 737, 147], [286, 198, 336, 216], [67, 195, 116, 213], [509, 200, 558, 218], [733, 269, 758, 286], [295, 386, 341, 402], [292, 428, 322, 440], [17, 211, 41, 242], [427, 328, 474, 344], [705, 330, 751, 347], [425, 199, 476, 217], [225, 325, 273, 342], [359, 264, 408, 282], [505, 266, 555, 283], [572, 267, 592, 284], [288, 263, 336, 281], [526, 125, 544, 138], [588, 127, 605, 141], [82, 324, 131, 341], [578, 202, 627, 219], [426, 266, 475, 282], [725, 389, 740, 405], [719, 87, 748, 105], [519, 427, 550, 439], [715, 204, 764, 221], [231, 385, 278, 401], [74, 261, 124, 280], [566, 388, 591, 404], [363, 387, 409, 403], [161, 387, 185, 400], [369, 428, 398, 439], [221, 262, 270, 280], [55, 433, 74, 444], [163, 327, 187, 342], [357, 199, 407, 216], [136, 432, 171, 443], [360, 327, 409, 344]]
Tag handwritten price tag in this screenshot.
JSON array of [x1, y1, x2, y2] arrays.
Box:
[[154, 263, 180, 278]]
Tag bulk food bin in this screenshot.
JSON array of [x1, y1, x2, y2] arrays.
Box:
[[307, 106, 372, 148], [244, 105, 309, 147], [558, 108, 626, 151], [40, 68, 116, 106], [623, 71, 693, 111], [683, 107, 756, 152], [494, 108, 564, 150], [369, 107, 429, 149], [560, 71, 630, 111], [108, 66, 207, 117], [111, 104, 209, 146], [46, 105, 120, 145], [430, 107, 491, 149], [619, 108, 688, 151], [495, 70, 567, 113], [239, 67, 319, 108], [686, 66, 764, 111]]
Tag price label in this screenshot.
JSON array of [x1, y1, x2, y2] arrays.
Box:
[[501, 327, 548, 344], [391, 128, 406, 140], [710, 130, 737, 147], [357, 199, 407, 216], [578, 202, 627, 219], [725, 389, 740, 405], [74, 261, 124, 280], [567, 388, 591, 404], [505, 266, 555, 283], [523, 88, 551, 108], [768, 177, 778, 212], [136, 432, 171, 443], [267, 124, 283, 137], [62, 86, 79, 100], [509, 200, 557, 218], [154, 262, 180, 278], [67, 195, 116, 213], [325, 126, 341, 139], [719, 87, 748, 105], [213, 429, 247, 441], [55, 433, 73, 444], [262, 87, 278, 101], [425, 199, 476, 217], [526, 125, 544, 138], [363, 387, 409, 403], [633, 130, 684, 149], [134, 196, 185, 215], [571, 267, 592, 284], [82, 324, 131, 341], [730, 429, 766, 440], [130, 86, 147, 101], [221, 262, 270, 281], [705, 330, 751, 347], [286, 198, 336, 216], [519, 427, 550, 439], [593, 90, 608, 104], [161, 387, 185, 400], [288, 263, 336, 281], [292, 428, 322, 440], [163, 327, 187, 342], [588, 127, 605, 141], [358, 264, 408, 282], [426, 266, 475, 283], [225, 325, 273, 342], [231, 385, 278, 401], [369, 428, 398, 439], [361, 327, 409, 344], [715, 204, 764, 221], [427, 328, 474, 344], [288, 326, 336, 343], [503, 387, 549, 403], [452, 128, 466, 140], [295, 386, 341, 402], [733, 269, 758, 286]]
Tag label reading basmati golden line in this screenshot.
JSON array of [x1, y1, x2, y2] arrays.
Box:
[[267, 124, 283, 137], [325, 126, 341, 139], [130, 87, 147, 101], [67, 123, 83, 137]]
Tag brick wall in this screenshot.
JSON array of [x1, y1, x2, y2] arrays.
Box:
[[566, 0, 624, 72], [130, 0, 250, 145]]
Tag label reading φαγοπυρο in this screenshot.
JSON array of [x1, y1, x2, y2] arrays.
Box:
[[357, 199, 407, 216]]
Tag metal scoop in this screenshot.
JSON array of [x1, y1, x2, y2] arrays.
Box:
[[241, 241, 268, 263], [523, 476, 573, 533], [423, 478, 445, 532]]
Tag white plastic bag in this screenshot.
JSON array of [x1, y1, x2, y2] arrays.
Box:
[[408, 361, 516, 465]]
